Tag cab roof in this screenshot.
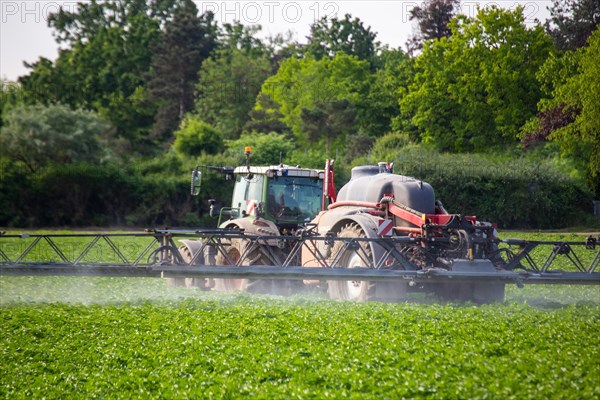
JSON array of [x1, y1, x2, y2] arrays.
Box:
[[233, 164, 323, 179]]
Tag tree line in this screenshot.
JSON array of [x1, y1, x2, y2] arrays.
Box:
[[0, 0, 598, 227]]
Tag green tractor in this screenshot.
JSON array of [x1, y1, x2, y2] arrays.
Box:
[[174, 148, 336, 292]]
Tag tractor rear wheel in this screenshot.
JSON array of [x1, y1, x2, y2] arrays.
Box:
[[327, 223, 407, 302]]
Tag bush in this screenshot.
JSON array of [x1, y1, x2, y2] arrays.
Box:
[[370, 131, 412, 161], [0, 104, 110, 171], [387, 147, 594, 228], [0, 159, 33, 226], [0, 163, 199, 228], [173, 117, 224, 157], [0, 149, 245, 228], [227, 132, 296, 166]]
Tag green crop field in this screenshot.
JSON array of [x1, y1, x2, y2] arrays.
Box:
[[1, 231, 599, 399]]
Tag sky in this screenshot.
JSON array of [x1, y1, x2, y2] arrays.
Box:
[[1, 1, 552, 82]]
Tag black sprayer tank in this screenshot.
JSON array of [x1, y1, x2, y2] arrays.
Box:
[[337, 165, 435, 215]]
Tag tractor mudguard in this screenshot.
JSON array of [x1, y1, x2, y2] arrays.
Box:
[[313, 206, 388, 267], [313, 206, 375, 234], [220, 217, 280, 237]]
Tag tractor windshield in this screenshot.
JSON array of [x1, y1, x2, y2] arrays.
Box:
[[266, 176, 322, 223]]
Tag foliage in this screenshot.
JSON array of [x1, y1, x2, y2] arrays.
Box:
[[301, 99, 356, 157], [405, 0, 459, 55], [342, 133, 374, 164], [146, 1, 217, 144], [0, 287, 598, 399], [0, 80, 27, 128], [286, 147, 329, 170], [367, 48, 414, 136], [255, 53, 372, 148], [0, 159, 32, 226], [524, 28, 600, 195], [0, 104, 111, 172], [194, 42, 273, 139], [381, 146, 594, 228], [18, 0, 164, 150], [399, 7, 553, 152], [0, 160, 195, 227], [305, 14, 380, 66], [4, 6, 597, 228], [545, 0, 600, 50], [218, 23, 267, 58], [173, 117, 224, 157], [244, 93, 291, 135], [370, 131, 413, 161], [227, 132, 296, 166], [521, 105, 578, 146]]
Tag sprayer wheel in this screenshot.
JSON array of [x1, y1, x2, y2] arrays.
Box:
[[327, 223, 376, 301], [327, 223, 407, 302]]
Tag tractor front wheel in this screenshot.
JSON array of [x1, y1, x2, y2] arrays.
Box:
[[214, 239, 248, 292], [165, 245, 207, 289]]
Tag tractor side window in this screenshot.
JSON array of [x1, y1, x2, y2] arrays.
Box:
[[231, 176, 247, 216], [246, 175, 264, 204], [231, 175, 264, 217]]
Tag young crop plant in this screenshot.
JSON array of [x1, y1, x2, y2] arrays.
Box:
[[1, 280, 599, 399]]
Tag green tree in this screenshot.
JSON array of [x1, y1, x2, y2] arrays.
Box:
[[173, 116, 224, 157], [195, 49, 273, 139], [400, 7, 553, 152], [147, 0, 217, 144], [524, 28, 600, 194], [254, 53, 372, 146], [305, 14, 380, 66], [0, 104, 111, 171], [301, 99, 356, 157], [218, 23, 267, 58], [367, 48, 414, 136], [0, 80, 27, 128], [244, 93, 291, 134], [193, 23, 274, 139], [17, 0, 171, 151], [227, 132, 296, 165], [371, 132, 413, 161], [343, 133, 375, 164], [265, 32, 304, 68]]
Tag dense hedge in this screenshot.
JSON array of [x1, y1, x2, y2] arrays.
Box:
[[1, 150, 596, 229], [388, 149, 595, 229], [0, 160, 233, 228]]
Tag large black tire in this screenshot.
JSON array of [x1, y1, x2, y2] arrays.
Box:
[[327, 223, 407, 302], [165, 245, 207, 289], [214, 239, 249, 292], [214, 238, 302, 295]]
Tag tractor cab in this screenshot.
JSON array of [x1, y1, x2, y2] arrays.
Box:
[[190, 147, 336, 233], [229, 165, 324, 227]]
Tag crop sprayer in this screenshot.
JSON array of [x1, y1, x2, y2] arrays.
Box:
[[2, 149, 598, 303]]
